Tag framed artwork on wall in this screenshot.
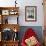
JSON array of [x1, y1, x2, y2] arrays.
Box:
[[25, 6, 37, 22]]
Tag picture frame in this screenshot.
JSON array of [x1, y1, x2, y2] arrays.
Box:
[[2, 10, 9, 15], [25, 6, 37, 21]]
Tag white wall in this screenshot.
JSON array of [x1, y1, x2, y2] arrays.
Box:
[[0, 0, 44, 26], [18, 0, 44, 26]]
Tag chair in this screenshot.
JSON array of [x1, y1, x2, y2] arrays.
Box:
[[21, 28, 41, 46]]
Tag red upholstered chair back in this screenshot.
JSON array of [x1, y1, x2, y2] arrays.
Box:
[[21, 28, 41, 46]]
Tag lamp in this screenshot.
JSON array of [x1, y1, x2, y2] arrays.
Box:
[[13, 28, 18, 41], [14, 28, 17, 32]]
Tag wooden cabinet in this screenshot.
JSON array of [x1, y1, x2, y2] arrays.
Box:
[[0, 7, 19, 46]]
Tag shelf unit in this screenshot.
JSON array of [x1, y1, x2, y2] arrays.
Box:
[[0, 7, 20, 46], [0, 7, 19, 24]]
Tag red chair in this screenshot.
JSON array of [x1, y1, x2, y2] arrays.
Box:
[[21, 28, 41, 46]]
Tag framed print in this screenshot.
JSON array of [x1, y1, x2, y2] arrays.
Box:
[[25, 6, 37, 21], [2, 10, 9, 15]]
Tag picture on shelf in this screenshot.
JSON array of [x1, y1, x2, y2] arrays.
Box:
[[2, 10, 9, 15]]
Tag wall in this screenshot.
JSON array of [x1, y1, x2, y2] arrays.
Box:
[[0, 0, 44, 26], [18, 0, 44, 26]]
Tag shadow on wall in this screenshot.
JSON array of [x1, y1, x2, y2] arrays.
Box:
[[18, 26, 44, 45]]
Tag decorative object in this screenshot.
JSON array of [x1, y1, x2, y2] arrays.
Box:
[[25, 36, 38, 46], [25, 6, 37, 22], [2, 10, 9, 15], [9, 10, 15, 15], [9, 10, 18, 15], [15, 0, 17, 7], [14, 28, 17, 32]]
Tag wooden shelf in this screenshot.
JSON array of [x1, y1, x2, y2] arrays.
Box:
[[0, 24, 20, 32], [0, 7, 19, 46], [0, 7, 19, 10], [2, 40, 19, 42], [1, 40, 19, 46], [0, 7, 19, 16]]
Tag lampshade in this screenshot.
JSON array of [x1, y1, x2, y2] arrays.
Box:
[[13, 28, 17, 32]]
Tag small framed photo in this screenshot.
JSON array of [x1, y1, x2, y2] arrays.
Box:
[[25, 6, 37, 22], [2, 10, 9, 15]]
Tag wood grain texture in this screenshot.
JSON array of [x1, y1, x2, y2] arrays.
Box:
[[0, 7, 19, 46], [0, 24, 20, 32]]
